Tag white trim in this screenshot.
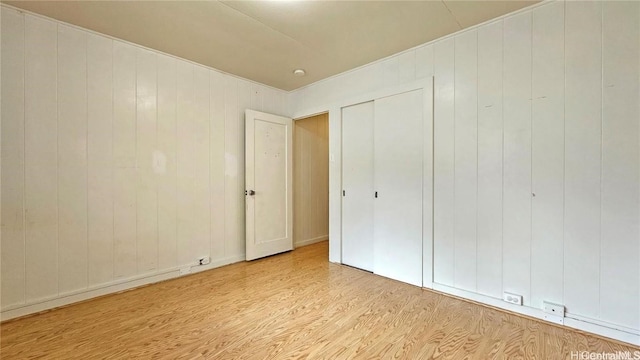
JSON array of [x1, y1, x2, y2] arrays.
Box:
[[565, 312, 640, 337], [293, 78, 432, 120], [294, 236, 328, 248], [431, 283, 640, 347], [1, 1, 552, 95], [0, 4, 286, 94], [289, 1, 552, 94], [1, 254, 245, 321], [564, 318, 640, 347]]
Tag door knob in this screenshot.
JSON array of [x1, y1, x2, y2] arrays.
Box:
[[248, 190, 255, 196]]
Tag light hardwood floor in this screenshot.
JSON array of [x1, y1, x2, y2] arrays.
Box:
[[1, 241, 638, 359]]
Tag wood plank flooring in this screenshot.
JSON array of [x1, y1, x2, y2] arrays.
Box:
[[1, 241, 638, 359]]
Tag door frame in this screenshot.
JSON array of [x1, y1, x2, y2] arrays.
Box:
[[291, 112, 330, 249], [291, 78, 434, 288]]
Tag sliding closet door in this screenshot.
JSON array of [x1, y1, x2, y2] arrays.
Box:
[[374, 90, 424, 286], [341, 102, 374, 271]]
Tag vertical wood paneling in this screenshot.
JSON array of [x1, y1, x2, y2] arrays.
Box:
[[193, 66, 211, 259], [210, 70, 226, 261], [237, 80, 251, 256], [294, 114, 329, 247], [57, 24, 88, 293], [156, 54, 177, 271], [531, 2, 564, 308], [416, 44, 434, 79], [433, 37, 455, 287], [1, 10, 290, 316], [135, 48, 158, 273], [343, 65, 376, 100], [176, 62, 196, 266], [564, 0, 602, 320], [375, 57, 399, 90], [24, 15, 58, 301], [224, 77, 240, 258], [476, 20, 503, 299], [1, 8, 26, 307], [601, 1, 640, 330], [398, 50, 416, 83], [502, 11, 532, 305], [423, 78, 435, 287], [250, 84, 263, 112], [112, 41, 138, 278], [225, 77, 244, 256], [263, 88, 282, 116], [87, 33, 114, 285], [453, 30, 478, 292]]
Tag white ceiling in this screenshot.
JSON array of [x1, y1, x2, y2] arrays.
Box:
[[4, 0, 537, 91]]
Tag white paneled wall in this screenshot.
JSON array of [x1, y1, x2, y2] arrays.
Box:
[[438, 0, 639, 334], [476, 20, 503, 299], [24, 13, 59, 302], [600, 1, 639, 329], [433, 38, 454, 287], [87, 32, 114, 285], [58, 24, 88, 294], [531, 2, 565, 308], [564, 0, 602, 323], [0, 7, 288, 318], [1, 7, 26, 308], [289, 0, 640, 343], [453, 29, 478, 292], [501, 10, 533, 307]]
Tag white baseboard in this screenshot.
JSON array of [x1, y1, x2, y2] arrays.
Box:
[[295, 235, 328, 248], [431, 283, 640, 347], [1, 254, 245, 322], [564, 317, 640, 346]]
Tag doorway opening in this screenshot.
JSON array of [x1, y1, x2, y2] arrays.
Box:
[[293, 112, 329, 248]]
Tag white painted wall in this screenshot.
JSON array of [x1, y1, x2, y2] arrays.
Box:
[[0, 6, 288, 320], [289, 0, 640, 345]]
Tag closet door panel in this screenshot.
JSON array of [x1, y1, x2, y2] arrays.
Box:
[[373, 89, 423, 287], [341, 102, 374, 271]]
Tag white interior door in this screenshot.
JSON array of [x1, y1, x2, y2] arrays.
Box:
[[245, 110, 293, 260], [341, 101, 375, 271], [373, 89, 424, 287]]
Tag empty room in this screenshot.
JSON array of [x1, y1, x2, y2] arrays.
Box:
[[1, 0, 639, 358]]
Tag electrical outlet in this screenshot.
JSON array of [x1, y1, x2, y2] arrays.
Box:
[[503, 292, 523, 306], [543, 301, 565, 324], [198, 256, 210, 266], [543, 301, 565, 317]]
